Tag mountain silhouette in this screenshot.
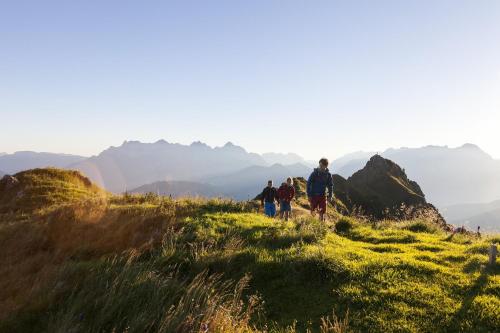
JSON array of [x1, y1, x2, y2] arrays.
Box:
[[261, 152, 312, 166], [130, 163, 310, 200], [333, 144, 500, 207], [332, 155, 446, 225], [208, 163, 311, 200], [331, 151, 375, 171], [70, 140, 269, 193], [442, 200, 500, 232], [0, 151, 86, 174], [130, 180, 224, 198]]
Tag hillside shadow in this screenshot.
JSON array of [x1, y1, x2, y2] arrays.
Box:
[[367, 245, 404, 253], [446, 265, 498, 331], [255, 233, 317, 250], [443, 233, 473, 245], [347, 232, 419, 245], [222, 223, 319, 251], [203, 251, 352, 330]]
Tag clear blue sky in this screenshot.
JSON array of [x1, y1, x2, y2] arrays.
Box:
[[1, 1, 500, 160]]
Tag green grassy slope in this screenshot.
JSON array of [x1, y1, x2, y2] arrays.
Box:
[[0, 169, 498, 332], [164, 213, 500, 332], [0, 168, 105, 213]]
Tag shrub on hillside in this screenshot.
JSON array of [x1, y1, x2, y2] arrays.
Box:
[[487, 235, 500, 244], [335, 217, 356, 234], [295, 216, 328, 241], [404, 220, 441, 234]]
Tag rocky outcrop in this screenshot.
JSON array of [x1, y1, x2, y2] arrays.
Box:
[[0, 175, 19, 191], [332, 155, 447, 226]]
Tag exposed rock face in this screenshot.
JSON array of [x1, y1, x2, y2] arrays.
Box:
[[338, 155, 425, 210], [0, 175, 19, 191], [333, 144, 500, 207], [332, 155, 447, 226]]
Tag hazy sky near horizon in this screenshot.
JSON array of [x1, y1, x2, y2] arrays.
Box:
[[1, 1, 500, 160]]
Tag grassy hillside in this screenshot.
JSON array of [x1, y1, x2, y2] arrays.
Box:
[[0, 168, 105, 213], [0, 169, 499, 332]]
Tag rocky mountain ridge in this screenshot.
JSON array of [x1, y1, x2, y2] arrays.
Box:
[[332, 144, 500, 207], [333, 155, 446, 226]]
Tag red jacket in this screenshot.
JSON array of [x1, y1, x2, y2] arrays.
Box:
[[278, 184, 295, 202]]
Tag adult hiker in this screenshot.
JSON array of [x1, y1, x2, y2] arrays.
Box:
[[307, 158, 333, 221], [260, 180, 279, 218], [278, 177, 295, 221]]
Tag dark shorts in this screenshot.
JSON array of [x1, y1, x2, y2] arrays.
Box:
[[310, 195, 327, 214], [280, 201, 292, 212]]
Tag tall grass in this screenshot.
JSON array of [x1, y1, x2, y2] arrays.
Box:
[[43, 257, 260, 333], [0, 186, 497, 332]]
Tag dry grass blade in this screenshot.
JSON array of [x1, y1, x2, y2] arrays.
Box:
[[320, 310, 350, 333]]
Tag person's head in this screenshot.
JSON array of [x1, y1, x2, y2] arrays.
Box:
[[286, 177, 293, 186], [319, 158, 329, 170], [267, 180, 273, 188]]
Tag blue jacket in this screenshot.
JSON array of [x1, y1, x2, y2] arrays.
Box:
[[307, 168, 333, 198]]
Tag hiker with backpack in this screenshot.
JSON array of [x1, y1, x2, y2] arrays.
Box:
[[278, 177, 295, 221], [260, 180, 279, 217], [307, 158, 333, 221]]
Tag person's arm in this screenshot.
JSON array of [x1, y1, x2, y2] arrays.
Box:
[[307, 172, 313, 198], [290, 186, 295, 201], [327, 173, 333, 200], [260, 188, 266, 206]]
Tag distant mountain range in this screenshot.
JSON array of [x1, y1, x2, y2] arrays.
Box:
[[441, 200, 500, 232], [332, 144, 500, 207], [130, 163, 310, 200], [0, 151, 86, 174], [68, 140, 311, 193], [0, 141, 313, 197], [130, 181, 223, 198], [206, 163, 311, 200], [261, 152, 314, 167], [2, 141, 500, 229]]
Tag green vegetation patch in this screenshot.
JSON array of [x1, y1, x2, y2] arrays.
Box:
[[0, 191, 498, 333]]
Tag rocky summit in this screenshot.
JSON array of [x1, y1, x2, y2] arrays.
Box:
[[268, 156, 447, 229], [332, 155, 447, 226]]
